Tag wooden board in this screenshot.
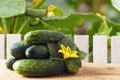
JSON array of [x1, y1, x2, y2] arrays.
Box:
[[93, 36, 107, 63], [1, 60, 120, 80], [0, 34, 5, 59], [74, 35, 89, 62], [111, 36, 120, 63]]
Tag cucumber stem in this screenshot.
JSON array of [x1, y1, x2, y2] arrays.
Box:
[[17, 18, 31, 34], [39, 19, 56, 30], [39, 19, 50, 27], [1, 18, 8, 34], [9, 17, 15, 33], [13, 16, 19, 33]]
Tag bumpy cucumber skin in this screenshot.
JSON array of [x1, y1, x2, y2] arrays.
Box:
[[25, 8, 46, 18], [24, 30, 65, 44], [26, 45, 49, 59], [13, 59, 65, 77]]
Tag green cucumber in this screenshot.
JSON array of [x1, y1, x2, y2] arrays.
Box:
[[10, 41, 31, 59], [24, 30, 65, 44], [25, 8, 46, 18], [13, 59, 65, 77], [26, 45, 49, 59], [6, 57, 16, 70]]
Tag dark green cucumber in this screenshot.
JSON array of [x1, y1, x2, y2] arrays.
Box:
[[13, 59, 65, 77], [10, 41, 31, 59], [26, 45, 49, 59], [25, 8, 46, 18], [24, 30, 65, 44], [6, 57, 16, 70]]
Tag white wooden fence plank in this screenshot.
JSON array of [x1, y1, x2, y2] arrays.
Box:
[[6, 34, 21, 59], [0, 34, 5, 59], [74, 35, 89, 62], [93, 36, 107, 63], [111, 36, 120, 63]]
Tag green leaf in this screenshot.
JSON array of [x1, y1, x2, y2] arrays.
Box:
[[66, 0, 81, 9], [47, 43, 63, 60], [58, 35, 76, 50], [31, 0, 46, 9], [97, 23, 112, 36], [0, 0, 26, 18], [111, 0, 120, 12], [20, 13, 99, 35], [44, 14, 83, 34], [77, 50, 87, 61], [45, 13, 101, 34], [53, 8, 63, 17], [30, 14, 83, 34], [45, 0, 74, 18]]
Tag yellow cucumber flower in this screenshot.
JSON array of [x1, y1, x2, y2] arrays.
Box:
[[47, 5, 56, 17], [58, 44, 78, 59], [0, 27, 4, 33], [33, 0, 39, 4]]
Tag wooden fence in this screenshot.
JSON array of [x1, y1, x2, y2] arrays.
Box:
[[0, 34, 21, 59], [1, 34, 120, 63]]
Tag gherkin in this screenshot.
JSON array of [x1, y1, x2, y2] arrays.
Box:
[[13, 59, 65, 77], [24, 30, 65, 44]]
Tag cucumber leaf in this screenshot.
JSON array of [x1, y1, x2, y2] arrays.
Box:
[[53, 7, 63, 17], [58, 35, 76, 50], [111, 0, 120, 12], [97, 23, 112, 36], [45, 0, 74, 18], [0, 0, 26, 18], [47, 43, 63, 60], [20, 13, 99, 36], [31, 0, 46, 9]]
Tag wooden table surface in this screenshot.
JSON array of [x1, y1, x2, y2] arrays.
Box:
[[1, 60, 120, 80]]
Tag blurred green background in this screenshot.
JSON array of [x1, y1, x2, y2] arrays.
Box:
[[0, 0, 119, 35], [25, 0, 120, 35]]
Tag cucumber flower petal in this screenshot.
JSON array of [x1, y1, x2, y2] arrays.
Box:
[[58, 44, 78, 59], [33, 0, 39, 4], [47, 5, 56, 17], [0, 27, 4, 33]]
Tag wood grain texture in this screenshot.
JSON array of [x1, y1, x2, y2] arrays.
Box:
[[1, 60, 120, 80]]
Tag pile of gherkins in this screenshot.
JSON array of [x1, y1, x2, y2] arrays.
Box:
[[6, 30, 86, 77]]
